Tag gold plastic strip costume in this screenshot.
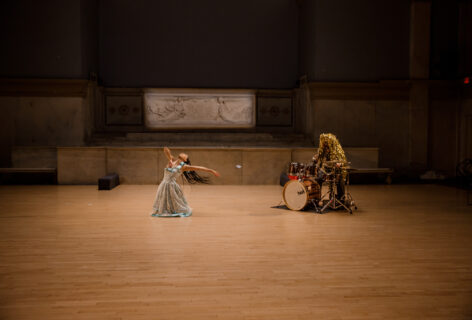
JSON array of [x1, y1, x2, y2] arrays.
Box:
[[317, 133, 347, 176]]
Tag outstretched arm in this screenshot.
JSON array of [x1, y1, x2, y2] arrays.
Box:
[[163, 147, 175, 162], [183, 165, 220, 177]]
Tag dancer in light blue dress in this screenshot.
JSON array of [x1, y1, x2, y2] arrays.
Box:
[[151, 147, 220, 217]]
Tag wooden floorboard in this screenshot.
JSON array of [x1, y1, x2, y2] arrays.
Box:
[[0, 184, 471, 319]]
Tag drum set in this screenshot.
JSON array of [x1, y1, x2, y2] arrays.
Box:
[[282, 160, 357, 214]]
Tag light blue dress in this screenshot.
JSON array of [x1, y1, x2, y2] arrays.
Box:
[[151, 162, 192, 217]]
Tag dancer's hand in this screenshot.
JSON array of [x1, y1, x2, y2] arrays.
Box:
[[212, 170, 220, 177]]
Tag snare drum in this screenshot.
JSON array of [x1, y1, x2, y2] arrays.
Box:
[[288, 162, 303, 180], [283, 179, 321, 211]]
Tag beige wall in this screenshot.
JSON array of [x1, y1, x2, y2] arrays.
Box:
[[0, 96, 86, 146], [303, 82, 469, 177], [429, 98, 460, 176], [11, 147, 57, 168], [1, 80, 468, 180], [308, 99, 409, 170], [56, 147, 379, 185]]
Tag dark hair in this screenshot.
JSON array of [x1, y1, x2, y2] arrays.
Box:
[[182, 158, 210, 184]]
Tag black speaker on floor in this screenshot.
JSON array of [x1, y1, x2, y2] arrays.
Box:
[[98, 173, 120, 190]]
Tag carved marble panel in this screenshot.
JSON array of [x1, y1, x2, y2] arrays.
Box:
[[106, 95, 143, 125], [257, 96, 292, 126], [144, 89, 255, 129]]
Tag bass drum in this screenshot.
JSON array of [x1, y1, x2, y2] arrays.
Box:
[[282, 179, 321, 211]]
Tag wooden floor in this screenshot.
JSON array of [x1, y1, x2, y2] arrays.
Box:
[[0, 184, 471, 319]]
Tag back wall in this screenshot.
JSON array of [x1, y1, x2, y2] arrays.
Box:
[[99, 0, 299, 88]]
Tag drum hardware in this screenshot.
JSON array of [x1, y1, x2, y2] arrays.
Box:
[[323, 160, 349, 166], [288, 161, 317, 180], [318, 166, 357, 214], [298, 163, 306, 178], [288, 162, 301, 180], [305, 163, 317, 178], [321, 160, 349, 173], [282, 178, 321, 211], [283, 160, 357, 214]]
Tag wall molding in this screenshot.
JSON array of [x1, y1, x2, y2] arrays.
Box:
[[1, 78, 466, 101], [308, 81, 410, 100], [0, 78, 89, 97]]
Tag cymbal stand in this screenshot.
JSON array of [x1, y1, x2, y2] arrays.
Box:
[[309, 196, 321, 213], [319, 171, 353, 214], [341, 169, 357, 212]]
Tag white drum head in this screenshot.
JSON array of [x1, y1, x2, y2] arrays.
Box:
[[283, 180, 308, 211]]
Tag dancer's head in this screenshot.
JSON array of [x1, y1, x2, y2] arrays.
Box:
[[181, 157, 210, 184], [178, 153, 188, 163]]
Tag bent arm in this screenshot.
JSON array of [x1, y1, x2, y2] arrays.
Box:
[[183, 165, 220, 177], [163, 147, 174, 162]]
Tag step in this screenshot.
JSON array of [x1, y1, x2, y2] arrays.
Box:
[[56, 146, 379, 185], [0, 167, 57, 185], [11, 147, 57, 168], [88, 132, 314, 147]]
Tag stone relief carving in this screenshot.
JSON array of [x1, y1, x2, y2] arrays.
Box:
[[257, 97, 292, 127], [144, 91, 255, 129], [106, 95, 142, 125]]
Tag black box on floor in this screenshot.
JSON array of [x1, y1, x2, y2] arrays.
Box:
[[98, 173, 120, 190]]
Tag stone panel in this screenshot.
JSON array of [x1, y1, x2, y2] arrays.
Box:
[[292, 148, 378, 169], [429, 100, 458, 175], [178, 149, 243, 185], [291, 149, 317, 163], [56, 147, 383, 185], [107, 148, 158, 184], [312, 100, 344, 141], [342, 100, 376, 147], [11, 147, 57, 168], [155, 148, 242, 185], [344, 148, 378, 168], [105, 95, 143, 125], [242, 149, 291, 184], [144, 89, 255, 129], [314, 99, 377, 148], [58, 147, 106, 184], [409, 82, 429, 168], [257, 97, 292, 126], [375, 101, 409, 169], [16, 97, 85, 146]]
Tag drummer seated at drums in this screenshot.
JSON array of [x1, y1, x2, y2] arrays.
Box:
[[314, 133, 348, 201]]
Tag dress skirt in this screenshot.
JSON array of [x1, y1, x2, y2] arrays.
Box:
[[151, 164, 192, 217]]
